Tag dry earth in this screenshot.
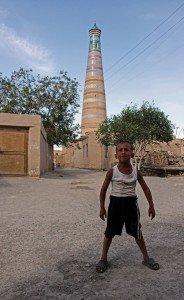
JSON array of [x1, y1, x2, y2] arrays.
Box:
[[0, 168, 184, 300]]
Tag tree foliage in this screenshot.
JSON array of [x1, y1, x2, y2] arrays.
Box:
[[0, 68, 80, 146], [96, 101, 174, 158]]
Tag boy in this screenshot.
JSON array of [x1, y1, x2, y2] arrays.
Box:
[[96, 141, 159, 273]]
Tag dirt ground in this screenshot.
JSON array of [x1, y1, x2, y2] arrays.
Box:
[[0, 168, 184, 300]]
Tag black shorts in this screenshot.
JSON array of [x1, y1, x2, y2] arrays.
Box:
[[105, 195, 143, 240]]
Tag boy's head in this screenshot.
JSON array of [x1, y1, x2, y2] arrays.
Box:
[[115, 141, 134, 161]]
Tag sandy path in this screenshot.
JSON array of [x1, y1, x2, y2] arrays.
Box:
[[0, 168, 184, 300]]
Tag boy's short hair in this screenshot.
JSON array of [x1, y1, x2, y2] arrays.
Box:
[[115, 140, 134, 152]]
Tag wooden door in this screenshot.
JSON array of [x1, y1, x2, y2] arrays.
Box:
[[0, 127, 28, 175]]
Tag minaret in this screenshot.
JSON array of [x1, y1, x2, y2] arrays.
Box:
[[81, 23, 107, 135]]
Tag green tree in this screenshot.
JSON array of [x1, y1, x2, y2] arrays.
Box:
[[96, 101, 174, 166], [0, 68, 80, 146]]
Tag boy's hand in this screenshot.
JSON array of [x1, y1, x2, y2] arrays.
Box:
[[99, 207, 106, 221], [148, 206, 155, 220]]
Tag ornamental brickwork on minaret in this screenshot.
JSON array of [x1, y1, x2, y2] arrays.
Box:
[[81, 23, 107, 135]]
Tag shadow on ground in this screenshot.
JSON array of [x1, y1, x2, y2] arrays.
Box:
[[42, 168, 103, 180]]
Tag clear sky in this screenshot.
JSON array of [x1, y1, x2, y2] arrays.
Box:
[[0, 0, 184, 138]]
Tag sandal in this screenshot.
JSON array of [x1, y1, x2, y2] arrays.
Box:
[[96, 260, 109, 273], [142, 258, 159, 270]]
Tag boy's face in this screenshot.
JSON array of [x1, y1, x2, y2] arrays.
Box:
[[115, 142, 133, 162]]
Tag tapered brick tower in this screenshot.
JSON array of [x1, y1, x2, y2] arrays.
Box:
[[81, 23, 107, 135]]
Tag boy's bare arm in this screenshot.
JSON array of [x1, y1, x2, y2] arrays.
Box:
[[99, 168, 113, 221], [137, 170, 155, 220]]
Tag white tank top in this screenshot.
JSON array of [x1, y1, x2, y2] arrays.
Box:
[[110, 164, 137, 197]]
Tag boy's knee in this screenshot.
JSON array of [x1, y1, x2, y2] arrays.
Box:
[[135, 235, 144, 242]]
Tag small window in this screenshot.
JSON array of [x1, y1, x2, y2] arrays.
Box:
[[86, 144, 88, 157], [83, 145, 85, 157], [105, 146, 108, 158]]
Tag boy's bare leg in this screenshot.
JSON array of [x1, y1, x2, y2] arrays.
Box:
[[135, 237, 159, 270], [101, 237, 112, 261], [96, 237, 112, 272], [135, 237, 149, 261]]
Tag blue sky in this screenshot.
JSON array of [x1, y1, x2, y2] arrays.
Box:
[[0, 0, 184, 138]]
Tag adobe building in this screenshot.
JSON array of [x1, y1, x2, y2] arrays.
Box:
[[0, 113, 53, 177]]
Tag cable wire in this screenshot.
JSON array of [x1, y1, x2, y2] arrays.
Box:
[[104, 1, 184, 74], [107, 41, 184, 93], [105, 15, 184, 85]]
